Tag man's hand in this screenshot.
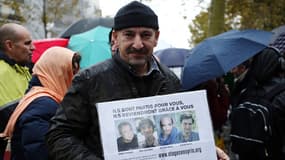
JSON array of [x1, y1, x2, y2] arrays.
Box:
[[216, 147, 230, 160]]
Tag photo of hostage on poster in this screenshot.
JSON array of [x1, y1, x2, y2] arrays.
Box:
[[175, 112, 200, 143], [97, 90, 217, 160], [136, 117, 159, 148], [115, 120, 139, 152]]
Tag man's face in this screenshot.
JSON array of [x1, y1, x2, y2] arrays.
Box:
[[7, 29, 34, 65], [160, 117, 173, 136], [140, 124, 154, 137], [113, 27, 159, 69], [121, 124, 134, 143], [181, 119, 193, 135], [231, 64, 246, 78]]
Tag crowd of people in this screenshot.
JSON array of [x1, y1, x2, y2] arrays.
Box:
[[0, 0, 285, 160]]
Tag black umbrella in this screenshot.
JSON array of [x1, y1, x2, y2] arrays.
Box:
[[59, 17, 114, 38]]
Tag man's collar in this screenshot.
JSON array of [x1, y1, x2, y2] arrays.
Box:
[[145, 55, 160, 76], [0, 50, 17, 66]]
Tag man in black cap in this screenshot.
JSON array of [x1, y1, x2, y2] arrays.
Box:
[[46, 1, 229, 160]]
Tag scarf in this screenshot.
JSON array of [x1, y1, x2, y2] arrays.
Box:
[[159, 127, 178, 145], [0, 46, 74, 139]]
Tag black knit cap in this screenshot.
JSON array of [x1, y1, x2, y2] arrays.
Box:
[[113, 1, 159, 30]]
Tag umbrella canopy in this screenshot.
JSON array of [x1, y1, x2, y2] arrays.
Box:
[[59, 17, 114, 38], [182, 29, 273, 90], [68, 26, 112, 69], [32, 38, 69, 63], [154, 48, 191, 67]]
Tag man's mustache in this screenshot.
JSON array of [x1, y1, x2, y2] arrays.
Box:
[[126, 47, 148, 54]]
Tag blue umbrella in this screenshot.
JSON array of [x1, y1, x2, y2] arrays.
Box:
[[154, 48, 191, 67], [68, 26, 112, 69], [182, 29, 273, 90]]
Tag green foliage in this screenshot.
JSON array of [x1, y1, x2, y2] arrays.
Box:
[[226, 0, 285, 30], [45, 0, 80, 23], [189, 11, 209, 47], [0, 0, 80, 27], [189, 0, 285, 46], [0, 0, 25, 25]]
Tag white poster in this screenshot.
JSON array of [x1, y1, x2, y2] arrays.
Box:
[[96, 90, 217, 160]]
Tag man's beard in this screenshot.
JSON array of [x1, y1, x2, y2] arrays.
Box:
[[129, 58, 147, 66]]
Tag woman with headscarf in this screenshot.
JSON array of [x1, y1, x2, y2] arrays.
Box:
[[0, 47, 81, 160]]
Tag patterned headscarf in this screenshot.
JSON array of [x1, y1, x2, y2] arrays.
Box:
[[270, 33, 285, 55]]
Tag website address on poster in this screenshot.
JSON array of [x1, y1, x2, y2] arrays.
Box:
[[158, 147, 202, 158]]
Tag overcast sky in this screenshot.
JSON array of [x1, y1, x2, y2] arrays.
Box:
[[100, 0, 210, 50]]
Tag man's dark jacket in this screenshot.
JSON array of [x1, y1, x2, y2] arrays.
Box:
[[46, 55, 181, 160]]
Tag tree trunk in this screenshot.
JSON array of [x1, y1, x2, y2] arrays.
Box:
[[208, 0, 225, 37]]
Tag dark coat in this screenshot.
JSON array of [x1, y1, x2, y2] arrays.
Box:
[[266, 80, 285, 160], [237, 79, 285, 160], [46, 55, 181, 160], [11, 76, 58, 160], [232, 48, 285, 160]]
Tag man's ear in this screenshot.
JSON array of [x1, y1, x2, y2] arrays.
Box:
[[154, 31, 160, 47], [4, 40, 13, 50], [113, 31, 119, 46]]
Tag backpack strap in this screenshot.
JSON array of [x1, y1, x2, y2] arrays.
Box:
[[265, 83, 285, 101]]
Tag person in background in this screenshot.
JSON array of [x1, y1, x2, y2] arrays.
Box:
[[230, 60, 252, 107], [231, 47, 285, 159], [158, 115, 179, 145], [176, 114, 199, 142], [137, 118, 158, 148], [46, 1, 229, 160], [0, 23, 34, 160], [117, 121, 138, 151], [191, 77, 230, 151], [0, 23, 35, 107], [0, 47, 81, 160], [269, 33, 285, 160]]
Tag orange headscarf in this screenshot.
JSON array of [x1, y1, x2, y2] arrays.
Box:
[[0, 46, 75, 138]]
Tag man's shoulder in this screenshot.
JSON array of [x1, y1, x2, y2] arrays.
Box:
[[268, 82, 285, 106], [0, 60, 12, 72], [157, 63, 180, 82], [0, 60, 27, 80], [74, 59, 116, 81]]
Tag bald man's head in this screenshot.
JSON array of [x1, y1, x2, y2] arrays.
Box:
[[0, 23, 34, 65]]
